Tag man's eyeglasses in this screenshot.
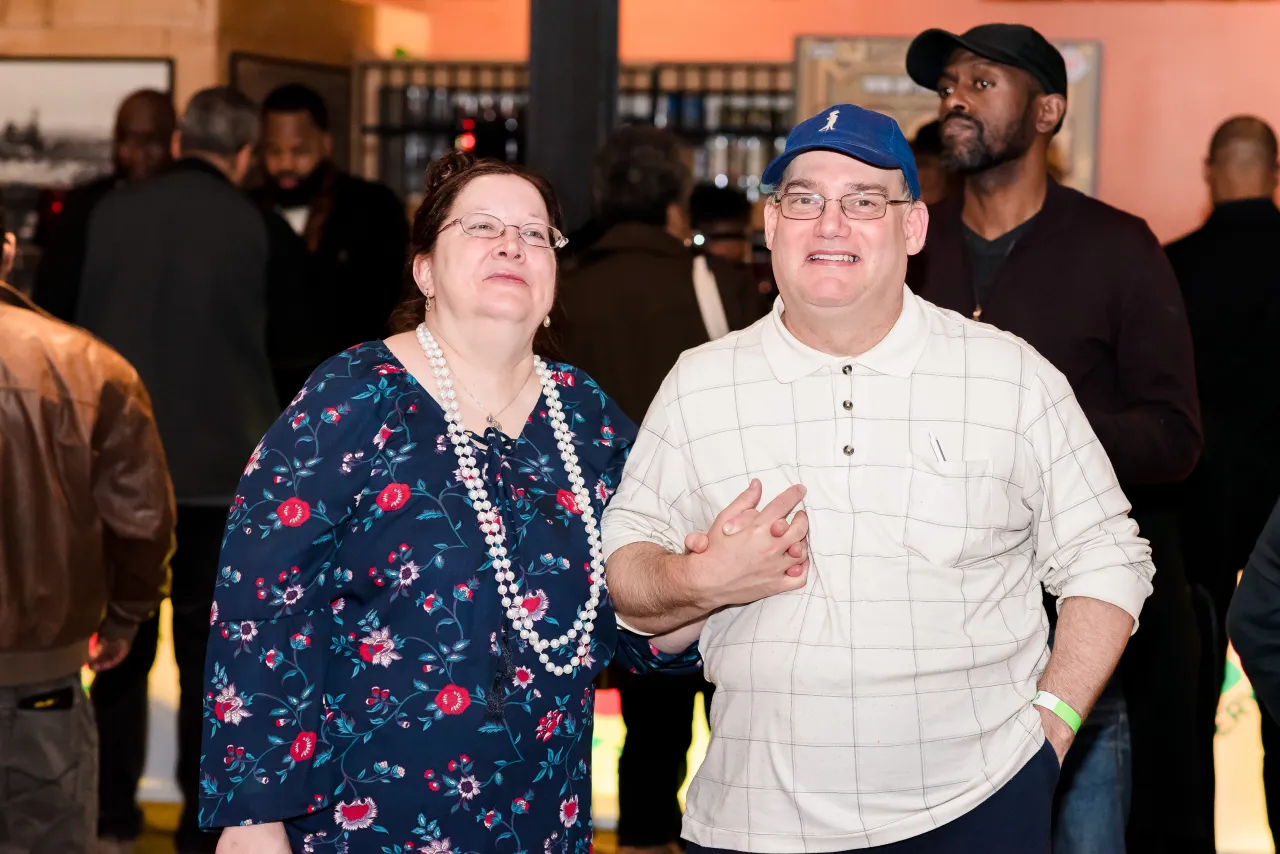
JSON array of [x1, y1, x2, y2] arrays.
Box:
[[773, 192, 913, 221], [444, 212, 568, 250]]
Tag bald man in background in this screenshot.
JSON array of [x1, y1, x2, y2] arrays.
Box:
[[1166, 115, 1280, 846], [32, 89, 176, 321]]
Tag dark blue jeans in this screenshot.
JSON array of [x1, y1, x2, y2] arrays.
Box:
[[687, 739, 1059, 853], [1051, 680, 1131, 854]]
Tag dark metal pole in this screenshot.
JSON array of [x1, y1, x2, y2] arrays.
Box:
[[526, 0, 619, 234]]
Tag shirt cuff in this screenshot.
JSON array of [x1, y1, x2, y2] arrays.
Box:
[[1056, 568, 1153, 635]]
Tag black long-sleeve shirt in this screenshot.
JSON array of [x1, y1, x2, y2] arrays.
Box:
[[909, 180, 1203, 489], [1229, 498, 1280, 721]]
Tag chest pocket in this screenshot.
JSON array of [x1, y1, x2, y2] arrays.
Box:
[[901, 455, 1007, 568]]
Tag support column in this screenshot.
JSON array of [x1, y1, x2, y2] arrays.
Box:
[[526, 0, 619, 234]]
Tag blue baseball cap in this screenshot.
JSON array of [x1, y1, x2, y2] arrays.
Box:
[[762, 104, 920, 200]]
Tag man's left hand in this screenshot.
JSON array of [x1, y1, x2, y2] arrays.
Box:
[[1036, 704, 1074, 766]]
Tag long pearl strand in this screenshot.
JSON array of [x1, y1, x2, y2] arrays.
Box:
[[416, 323, 602, 676]]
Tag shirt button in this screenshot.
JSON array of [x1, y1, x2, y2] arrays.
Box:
[[842, 365, 852, 375], [843, 445, 855, 456], [842, 400, 853, 411]]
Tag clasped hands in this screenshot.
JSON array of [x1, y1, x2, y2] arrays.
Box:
[[681, 479, 811, 611]]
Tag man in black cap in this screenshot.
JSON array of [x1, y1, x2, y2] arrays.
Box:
[[906, 23, 1206, 854]]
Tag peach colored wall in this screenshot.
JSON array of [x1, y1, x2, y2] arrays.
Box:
[[0, 0, 219, 107], [218, 0, 377, 74], [418, 0, 1280, 243]]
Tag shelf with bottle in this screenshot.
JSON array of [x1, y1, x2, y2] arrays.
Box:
[[356, 60, 795, 205]]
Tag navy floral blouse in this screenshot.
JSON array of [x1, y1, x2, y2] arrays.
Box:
[[199, 341, 688, 854]]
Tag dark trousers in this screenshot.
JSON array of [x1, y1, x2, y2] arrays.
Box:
[[1189, 577, 1232, 852], [688, 740, 1059, 854], [1122, 506, 1209, 854], [91, 505, 226, 853], [616, 667, 715, 847]]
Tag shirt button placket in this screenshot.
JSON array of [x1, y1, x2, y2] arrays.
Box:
[[841, 364, 854, 457]]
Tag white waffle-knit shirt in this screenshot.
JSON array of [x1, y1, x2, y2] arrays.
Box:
[[602, 286, 1155, 852]]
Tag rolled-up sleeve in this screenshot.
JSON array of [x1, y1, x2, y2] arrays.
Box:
[[1020, 358, 1156, 629], [601, 378, 704, 561]]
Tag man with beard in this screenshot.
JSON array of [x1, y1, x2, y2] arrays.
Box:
[[256, 83, 410, 405], [905, 24, 1204, 854], [32, 90, 176, 321]]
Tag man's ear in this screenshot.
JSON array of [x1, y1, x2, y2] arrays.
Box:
[[763, 197, 779, 251], [904, 200, 930, 257], [1035, 93, 1067, 136]]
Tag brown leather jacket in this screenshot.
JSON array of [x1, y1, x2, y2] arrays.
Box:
[[0, 281, 174, 686]]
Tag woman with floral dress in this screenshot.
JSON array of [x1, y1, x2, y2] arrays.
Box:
[[202, 151, 691, 854]]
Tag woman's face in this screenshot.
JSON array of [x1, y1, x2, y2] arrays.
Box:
[[415, 174, 558, 334]]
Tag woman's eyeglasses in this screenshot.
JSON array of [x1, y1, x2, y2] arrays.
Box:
[[445, 212, 568, 250]]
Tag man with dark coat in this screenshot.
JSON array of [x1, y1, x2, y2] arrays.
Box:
[[254, 83, 410, 405], [905, 24, 1205, 854], [76, 86, 300, 854], [1167, 115, 1280, 846], [31, 89, 176, 321]]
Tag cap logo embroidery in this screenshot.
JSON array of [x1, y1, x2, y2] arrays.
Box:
[[819, 109, 839, 133]]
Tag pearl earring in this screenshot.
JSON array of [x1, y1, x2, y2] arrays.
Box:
[[542, 315, 551, 328]]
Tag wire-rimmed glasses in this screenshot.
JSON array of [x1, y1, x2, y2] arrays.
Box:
[[773, 192, 913, 221], [445, 212, 568, 250]]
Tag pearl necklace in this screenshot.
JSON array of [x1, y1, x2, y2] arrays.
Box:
[[416, 323, 602, 676]]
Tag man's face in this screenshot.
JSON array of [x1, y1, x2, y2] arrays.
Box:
[[763, 150, 927, 313], [114, 102, 172, 183], [936, 50, 1041, 175], [263, 111, 331, 193]]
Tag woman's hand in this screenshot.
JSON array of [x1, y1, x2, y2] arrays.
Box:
[[217, 822, 290, 853]]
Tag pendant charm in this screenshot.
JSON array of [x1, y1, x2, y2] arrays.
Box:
[[487, 414, 500, 432]]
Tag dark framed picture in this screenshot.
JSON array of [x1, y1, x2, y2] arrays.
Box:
[[0, 56, 173, 290], [230, 52, 353, 171]]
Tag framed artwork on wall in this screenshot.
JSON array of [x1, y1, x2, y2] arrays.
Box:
[[229, 52, 353, 172], [794, 35, 1102, 196], [0, 56, 174, 291]]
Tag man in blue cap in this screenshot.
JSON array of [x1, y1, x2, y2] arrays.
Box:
[[603, 103, 1155, 852]]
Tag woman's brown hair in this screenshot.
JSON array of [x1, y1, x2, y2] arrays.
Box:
[[387, 150, 566, 337]]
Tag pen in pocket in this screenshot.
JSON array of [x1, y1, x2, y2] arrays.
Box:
[[927, 431, 947, 462]]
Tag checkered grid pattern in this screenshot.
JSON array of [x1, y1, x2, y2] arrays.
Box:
[[602, 288, 1154, 853]]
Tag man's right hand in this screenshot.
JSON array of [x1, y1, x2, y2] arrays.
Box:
[[217, 822, 290, 853], [87, 634, 132, 672], [685, 479, 810, 611]]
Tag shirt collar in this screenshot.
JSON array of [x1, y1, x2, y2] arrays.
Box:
[[761, 284, 929, 383]]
